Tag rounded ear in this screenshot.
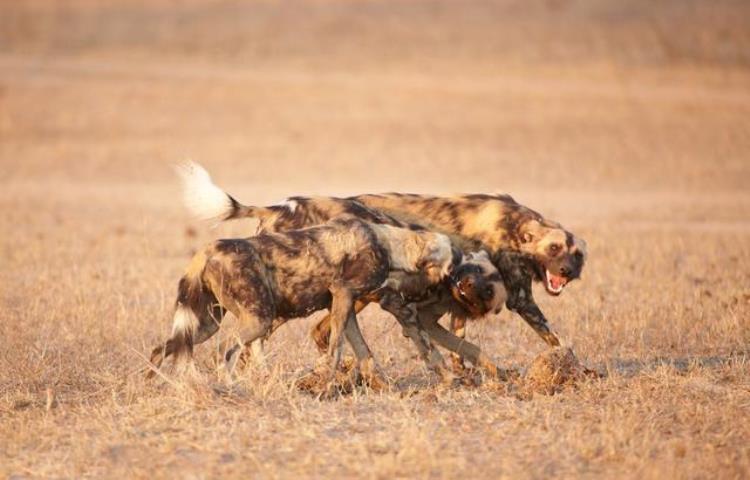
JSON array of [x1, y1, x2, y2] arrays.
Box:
[[519, 219, 541, 244], [450, 247, 464, 267], [575, 237, 588, 259], [458, 275, 475, 290]]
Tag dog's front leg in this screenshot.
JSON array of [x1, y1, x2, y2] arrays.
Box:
[[418, 307, 515, 381], [513, 302, 560, 347], [494, 252, 561, 346], [505, 280, 561, 347]]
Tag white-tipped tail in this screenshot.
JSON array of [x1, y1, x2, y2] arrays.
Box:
[[172, 304, 199, 337], [175, 161, 234, 220], [170, 303, 199, 363]]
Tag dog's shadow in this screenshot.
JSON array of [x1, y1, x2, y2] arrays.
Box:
[[212, 351, 748, 401], [595, 351, 747, 378], [392, 351, 748, 397]]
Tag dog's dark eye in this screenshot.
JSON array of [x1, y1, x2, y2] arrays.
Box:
[[549, 244, 561, 255], [484, 285, 494, 299]]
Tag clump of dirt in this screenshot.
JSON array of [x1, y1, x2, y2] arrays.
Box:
[[522, 347, 600, 396], [295, 356, 358, 397]]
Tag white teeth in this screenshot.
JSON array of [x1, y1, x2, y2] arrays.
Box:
[[545, 269, 564, 293]]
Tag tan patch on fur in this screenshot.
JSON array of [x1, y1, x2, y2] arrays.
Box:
[[462, 203, 505, 247], [369, 223, 426, 271], [318, 229, 364, 264], [369, 224, 452, 281], [184, 249, 208, 279]]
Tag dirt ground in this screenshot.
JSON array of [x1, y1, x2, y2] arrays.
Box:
[[1, 1, 749, 478]]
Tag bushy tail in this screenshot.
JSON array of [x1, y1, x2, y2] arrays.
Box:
[[147, 251, 212, 377], [175, 161, 274, 222]]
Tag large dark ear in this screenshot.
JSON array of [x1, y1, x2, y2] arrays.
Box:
[[450, 247, 463, 268]]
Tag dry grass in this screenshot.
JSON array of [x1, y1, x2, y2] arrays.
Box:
[[1, 1, 750, 478]]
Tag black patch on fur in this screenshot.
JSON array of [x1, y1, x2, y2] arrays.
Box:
[[565, 231, 575, 248], [226, 194, 244, 220], [495, 206, 526, 245], [215, 238, 249, 255]]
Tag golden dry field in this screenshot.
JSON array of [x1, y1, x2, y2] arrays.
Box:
[[1, 1, 749, 478]]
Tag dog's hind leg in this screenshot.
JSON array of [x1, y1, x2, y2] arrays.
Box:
[[320, 287, 355, 397], [193, 302, 225, 346], [342, 310, 387, 391], [311, 299, 369, 353], [224, 312, 273, 378], [147, 302, 225, 379], [148, 338, 179, 377]]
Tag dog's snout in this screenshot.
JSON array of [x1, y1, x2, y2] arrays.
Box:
[[559, 266, 571, 277]]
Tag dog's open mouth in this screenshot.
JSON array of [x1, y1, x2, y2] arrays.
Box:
[[457, 292, 483, 316], [544, 270, 568, 296], [451, 285, 486, 317]]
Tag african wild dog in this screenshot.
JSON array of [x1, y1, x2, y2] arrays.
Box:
[[176, 164, 543, 379], [178, 163, 588, 374], [147, 217, 457, 390], [347, 193, 587, 365], [351, 193, 587, 295], [182, 165, 586, 305]]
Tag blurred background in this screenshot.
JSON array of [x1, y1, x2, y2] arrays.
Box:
[[2, 0, 750, 330], [2, 0, 749, 204]]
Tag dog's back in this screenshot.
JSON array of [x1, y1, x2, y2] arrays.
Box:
[[349, 193, 537, 251], [198, 220, 388, 317], [255, 197, 404, 234]]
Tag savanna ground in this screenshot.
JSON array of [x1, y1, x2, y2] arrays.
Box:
[[1, 1, 750, 478]]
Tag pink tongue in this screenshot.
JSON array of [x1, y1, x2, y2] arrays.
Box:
[[549, 274, 566, 290]]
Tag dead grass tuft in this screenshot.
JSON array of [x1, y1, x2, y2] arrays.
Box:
[[521, 346, 598, 396]]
